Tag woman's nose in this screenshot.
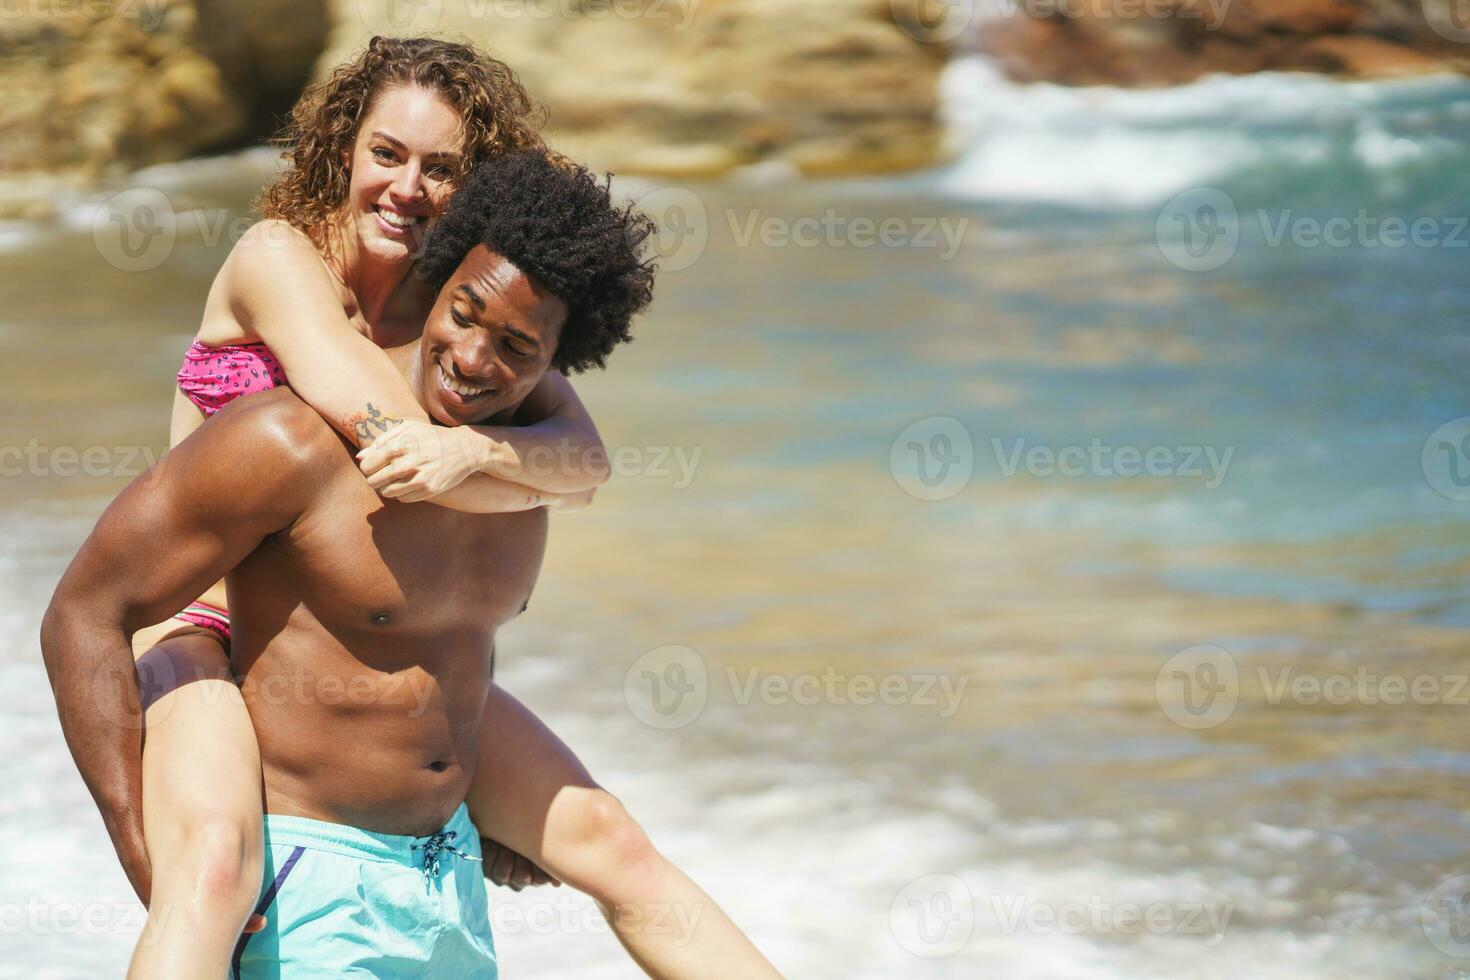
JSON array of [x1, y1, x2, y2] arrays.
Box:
[[389, 162, 424, 202]]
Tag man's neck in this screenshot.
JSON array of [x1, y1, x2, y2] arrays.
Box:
[[386, 339, 427, 408]]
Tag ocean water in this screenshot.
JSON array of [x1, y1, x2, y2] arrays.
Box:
[[4, 62, 1470, 978]]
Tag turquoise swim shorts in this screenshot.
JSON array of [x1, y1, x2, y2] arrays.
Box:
[[231, 803, 497, 978]]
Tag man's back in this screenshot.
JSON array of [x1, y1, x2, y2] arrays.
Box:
[[218, 388, 548, 836]]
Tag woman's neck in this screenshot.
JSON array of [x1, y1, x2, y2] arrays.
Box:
[[321, 213, 421, 339]]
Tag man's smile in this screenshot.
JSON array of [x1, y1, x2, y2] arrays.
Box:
[[437, 359, 494, 404]]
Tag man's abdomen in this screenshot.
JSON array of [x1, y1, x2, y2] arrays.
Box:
[[238, 628, 492, 838]]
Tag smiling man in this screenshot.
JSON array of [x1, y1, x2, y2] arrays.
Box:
[[39, 151, 652, 977]]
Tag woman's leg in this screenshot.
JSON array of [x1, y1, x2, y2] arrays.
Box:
[[468, 684, 782, 979], [126, 619, 264, 980]]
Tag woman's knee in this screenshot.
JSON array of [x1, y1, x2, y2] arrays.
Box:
[[551, 789, 660, 889], [155, 815, 262, 909]]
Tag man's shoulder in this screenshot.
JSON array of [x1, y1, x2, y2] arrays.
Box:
[[205, 389, 345, 471]]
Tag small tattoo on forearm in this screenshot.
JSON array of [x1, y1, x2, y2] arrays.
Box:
[[345, 403, 403, 445]]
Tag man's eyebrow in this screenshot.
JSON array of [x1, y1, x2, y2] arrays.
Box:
[[504, 325, 541, 349], [455, 283, 485, 312]]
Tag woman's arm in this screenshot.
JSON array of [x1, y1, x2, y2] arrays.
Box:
[[360, 370, 611, 496], [214, 221, 570, 514], [476, 370, 611, 490]]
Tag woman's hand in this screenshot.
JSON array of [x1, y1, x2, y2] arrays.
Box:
[[358, 420, 494, 503], [545, 486, 597, 513], [481, 837, 560, 891]]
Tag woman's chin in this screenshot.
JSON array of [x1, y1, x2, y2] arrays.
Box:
[[357, 216, 418, 264]]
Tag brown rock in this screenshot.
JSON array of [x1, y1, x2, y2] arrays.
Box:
[[0, 1, 330, 217], [1298, 34, 1456, 76], [318, 0, 948, 178], [982, 0, 1470, 86]]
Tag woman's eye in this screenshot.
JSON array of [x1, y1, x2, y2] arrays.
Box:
[[425, 163, 454, 180], [507, 345, 532, 359], [372, 147, 396, 163]]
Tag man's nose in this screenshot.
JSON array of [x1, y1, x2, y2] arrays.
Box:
[[453, 337, 503, 385]]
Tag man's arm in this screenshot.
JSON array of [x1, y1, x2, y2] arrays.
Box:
[[38, 392, 331, 904]]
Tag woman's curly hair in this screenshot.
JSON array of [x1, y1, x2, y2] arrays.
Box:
[[415, 151, 658, 374], [257, 36, 547, 244]]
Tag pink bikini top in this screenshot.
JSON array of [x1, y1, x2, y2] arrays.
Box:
[[176, 340, 288, 417]]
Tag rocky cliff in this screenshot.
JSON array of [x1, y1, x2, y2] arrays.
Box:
[[0, 0, 947, 216], [0, 0, 327, 217], [318, 0, 947, 178], [981, 0, 1470, 86]]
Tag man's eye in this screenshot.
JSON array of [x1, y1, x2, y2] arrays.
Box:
[[451, 309, 472, 328]]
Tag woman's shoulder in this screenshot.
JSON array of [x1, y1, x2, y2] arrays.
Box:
[[221, 221, 343, 302], [198, 219, 338, 345], [224, 219, 327, 281]]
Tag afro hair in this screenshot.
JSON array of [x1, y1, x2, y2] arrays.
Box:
[[414, 150, 658, 374]]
